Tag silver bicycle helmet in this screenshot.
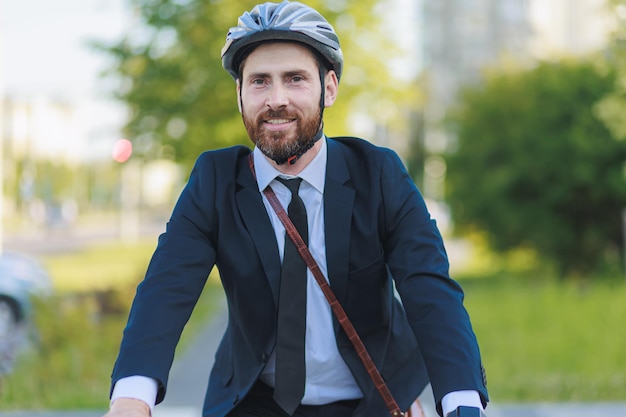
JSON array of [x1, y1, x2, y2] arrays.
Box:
[[221, 1, 343, 82]]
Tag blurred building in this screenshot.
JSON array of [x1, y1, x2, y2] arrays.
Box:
[[421, 0, 614, 108], [528, 0, 615, 59], [422, 0, 531, 114]]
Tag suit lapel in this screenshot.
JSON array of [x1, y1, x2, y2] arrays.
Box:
[[324, 139, 355, 315], [235, 161, 282, 305], [233, 142, 355, 309]]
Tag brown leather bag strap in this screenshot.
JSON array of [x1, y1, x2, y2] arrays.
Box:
[[248, 155, 404, 416], [265, 185, 405, 417]]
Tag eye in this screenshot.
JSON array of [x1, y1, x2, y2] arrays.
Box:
[[291, 75, 304, 83]]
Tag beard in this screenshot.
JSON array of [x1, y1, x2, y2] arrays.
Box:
[[242, 106, 322, 164]]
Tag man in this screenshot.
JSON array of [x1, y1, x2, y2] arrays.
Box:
[[105, 2, 489, 417]]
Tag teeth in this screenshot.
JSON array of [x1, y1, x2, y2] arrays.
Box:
[[267, 119, 291, 124]]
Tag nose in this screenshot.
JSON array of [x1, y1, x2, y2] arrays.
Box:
[[266, 83, 289, 109]]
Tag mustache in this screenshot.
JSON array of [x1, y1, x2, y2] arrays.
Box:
[[259, 109, 297, 121]]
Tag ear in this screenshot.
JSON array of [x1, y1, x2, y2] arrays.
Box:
[[323, 70, 339, 108], [236, 79, 243, 113]]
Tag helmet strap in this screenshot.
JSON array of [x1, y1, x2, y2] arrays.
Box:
[[275, 125, 324, 166], [319, 64, 326, 119]]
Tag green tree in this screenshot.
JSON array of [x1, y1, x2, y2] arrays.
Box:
[[596, 0, 626, 140], [446, 59, 626, 278], [97, 0, 419, 170]]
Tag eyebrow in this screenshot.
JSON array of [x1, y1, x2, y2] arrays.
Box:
[[245, 69, 315, 81]]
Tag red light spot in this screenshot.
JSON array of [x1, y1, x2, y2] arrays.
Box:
[[112, 139, 133, 163]]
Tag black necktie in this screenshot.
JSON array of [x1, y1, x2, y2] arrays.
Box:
[[273, 177, 308, 415]]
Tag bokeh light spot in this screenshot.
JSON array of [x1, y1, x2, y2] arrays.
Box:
[[112, 139, 133, 163]]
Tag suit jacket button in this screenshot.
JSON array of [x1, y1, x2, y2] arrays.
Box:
[[233, 395, 240, 405], [262, 353, 268, 362]]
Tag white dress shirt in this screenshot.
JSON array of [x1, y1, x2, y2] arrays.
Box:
[[112, 139, 484, 415], [253, 140, 362, 404]]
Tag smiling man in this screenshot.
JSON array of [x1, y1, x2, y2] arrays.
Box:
[[104, 2, 489, 417]]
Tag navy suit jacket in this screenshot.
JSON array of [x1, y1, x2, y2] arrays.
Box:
[[111, 137, 488, 417]]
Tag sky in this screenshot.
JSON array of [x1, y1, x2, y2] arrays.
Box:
[[1, 0, 131, 161], [2, 0, 129, 99]]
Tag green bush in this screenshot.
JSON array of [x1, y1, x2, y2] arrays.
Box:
[[446, 59, 626, 278]]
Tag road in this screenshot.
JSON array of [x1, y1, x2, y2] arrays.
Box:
[[2, 216, 166, 256]]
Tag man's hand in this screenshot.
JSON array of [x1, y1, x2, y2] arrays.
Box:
[[104, 398, 151, 417]]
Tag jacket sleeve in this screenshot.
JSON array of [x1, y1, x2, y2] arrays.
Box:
[[379, 149, 488, 412], [110, 152, 218, 404]]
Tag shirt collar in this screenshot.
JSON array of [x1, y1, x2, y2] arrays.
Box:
[[253, 137, 327, 194]]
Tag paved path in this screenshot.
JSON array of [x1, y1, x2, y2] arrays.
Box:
[[153, 299, 229, 417]]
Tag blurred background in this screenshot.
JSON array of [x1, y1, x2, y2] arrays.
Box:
[[0, 0, 625, 413]]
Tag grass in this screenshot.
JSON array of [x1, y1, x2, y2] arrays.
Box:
[[454, 235, 626, 403], [40, 238, 159, 293], [462, 275, 626, 402], [0, 236, 624, 409]]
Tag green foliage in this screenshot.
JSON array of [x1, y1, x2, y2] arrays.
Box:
[[0, 294, 125, 409], [446, 59, 626, 278], [596, 0, 626, 139], [96, 0, 419, 171]]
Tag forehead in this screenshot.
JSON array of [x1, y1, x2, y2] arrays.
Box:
[[241, 42, 319, 77]]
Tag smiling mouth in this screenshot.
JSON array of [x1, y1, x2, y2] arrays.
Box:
[[265, 118, 294, 125]]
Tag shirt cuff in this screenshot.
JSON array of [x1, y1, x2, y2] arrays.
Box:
[[441, 390, 484, 416], [111, 375, 159, 414]]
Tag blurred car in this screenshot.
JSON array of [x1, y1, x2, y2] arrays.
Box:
[[0, 251, 52, 373]]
